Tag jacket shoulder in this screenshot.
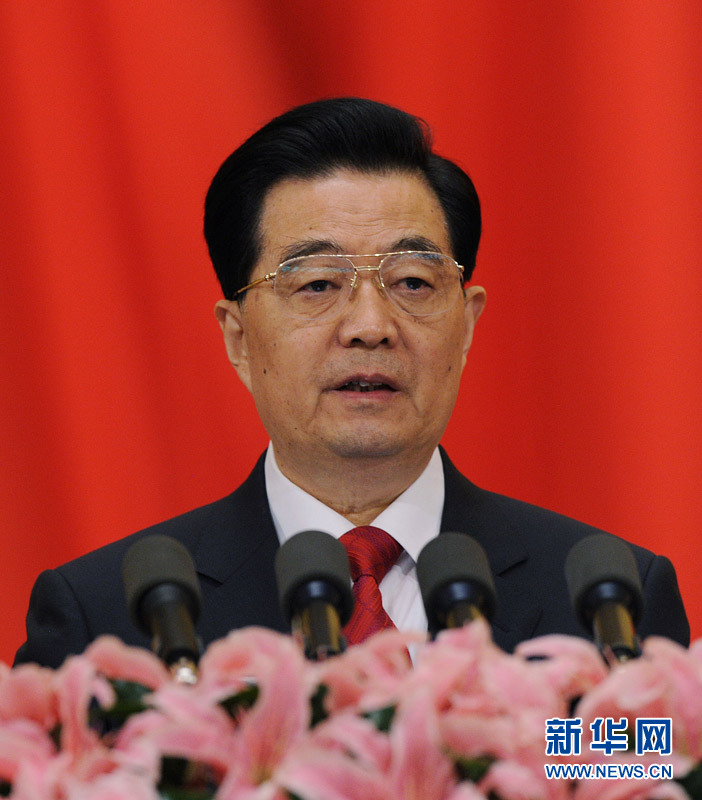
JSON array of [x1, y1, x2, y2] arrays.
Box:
[[15, 456, 270, 667], [439, 449, 689, 647]]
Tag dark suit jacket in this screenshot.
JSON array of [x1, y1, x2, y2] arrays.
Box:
[[14, 449, 690, 668]]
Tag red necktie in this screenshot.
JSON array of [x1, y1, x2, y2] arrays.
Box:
[[340, 526, 403, 645]]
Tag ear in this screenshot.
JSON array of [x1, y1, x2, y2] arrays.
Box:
[[214, 299, 252, 393], [461, 285, 487, 360]]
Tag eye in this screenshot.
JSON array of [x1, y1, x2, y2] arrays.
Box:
[[298, 278, 337, 294], [278, 262, 348, 299], [388, 273, 436, 296], [399, 276, 431, 292], [383, 253, 441, 296]]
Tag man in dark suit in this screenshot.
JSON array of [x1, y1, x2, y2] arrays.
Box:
[[15, 98, 689, 668]]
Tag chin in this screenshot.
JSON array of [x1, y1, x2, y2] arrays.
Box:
[[326, 430, 416, 461]]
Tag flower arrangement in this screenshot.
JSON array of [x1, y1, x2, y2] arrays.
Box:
[[1, 622, 701, 800]]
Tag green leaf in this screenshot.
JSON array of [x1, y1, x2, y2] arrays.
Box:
[[88, 679, 152, 737], [49, 723, 62, 748], [158, 757, 219, 799], [0, 781, 11, 798], [158, 787, 214, 800], [218, 683, 259, 721], [677, 762, 702, 800], [158, 790, 214, 800], [109, 679, 152, 713], [362, 705, 396, 733], [160, 756, 190, 788], [454, 754, 495, 783], [309, 684, 329, 727]]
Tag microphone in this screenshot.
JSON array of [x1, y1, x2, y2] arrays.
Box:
[[122, 534, 202, 683], [565, 533, 643, 665], [417, 532, 497, 636], [275, 530, 354, 660]]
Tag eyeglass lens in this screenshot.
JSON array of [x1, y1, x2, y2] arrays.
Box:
[[275, 252, 460, 319]]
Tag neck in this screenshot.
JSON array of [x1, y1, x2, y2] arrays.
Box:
[[273, 447, 434, 526]]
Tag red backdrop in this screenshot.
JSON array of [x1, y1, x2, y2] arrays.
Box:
[[1, 1, 700, 665]]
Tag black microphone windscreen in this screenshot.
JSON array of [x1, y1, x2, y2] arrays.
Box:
[[417, 532, 497, 622], [122, 534, 202, 634], [565, 533, 644, 628], [275, 530, 354, 626]]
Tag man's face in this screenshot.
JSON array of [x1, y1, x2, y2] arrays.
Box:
[[215, 169, 485, 475]]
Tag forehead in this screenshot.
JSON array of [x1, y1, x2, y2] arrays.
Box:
[[256, 169, 452, 265]]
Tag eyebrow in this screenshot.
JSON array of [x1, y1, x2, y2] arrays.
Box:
[[278, 235, 445, 263], [390, 236, 445, 253], [279, 239, 344, 262]]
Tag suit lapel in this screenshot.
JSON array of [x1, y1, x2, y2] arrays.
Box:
[[191, 453, 289, 642], [439, 448, 543, 651]]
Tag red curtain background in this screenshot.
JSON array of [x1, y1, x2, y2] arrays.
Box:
[[1, 1, 700, 665]]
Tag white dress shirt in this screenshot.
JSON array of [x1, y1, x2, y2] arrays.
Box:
[[264, 443, 445, 634]]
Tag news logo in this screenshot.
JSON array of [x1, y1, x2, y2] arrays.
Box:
[[544, 717, 674, 781]]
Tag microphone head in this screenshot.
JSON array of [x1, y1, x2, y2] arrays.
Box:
[[417, 532, 497, 629], [565, 533, 644, 630], [122, 534, 202, 634], [275, 530, 354, 626]]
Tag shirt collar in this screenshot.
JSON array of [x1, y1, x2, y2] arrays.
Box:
[[264, 443, 444, 564]]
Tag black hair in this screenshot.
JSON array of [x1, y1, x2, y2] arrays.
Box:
[[204, 97, 481, 299]]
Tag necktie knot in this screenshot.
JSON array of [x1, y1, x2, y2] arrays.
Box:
[[341, 525, 403, 584]]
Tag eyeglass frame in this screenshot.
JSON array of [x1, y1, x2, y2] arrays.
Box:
[[232, 250, 466, 318]]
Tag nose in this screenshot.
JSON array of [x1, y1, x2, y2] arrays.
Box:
[[336, 268, 399, 348]]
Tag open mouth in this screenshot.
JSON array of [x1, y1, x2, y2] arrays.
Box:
[[337, 379, 396, 393]]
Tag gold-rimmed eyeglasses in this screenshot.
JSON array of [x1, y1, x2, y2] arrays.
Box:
[[233, 250, 465, 320]]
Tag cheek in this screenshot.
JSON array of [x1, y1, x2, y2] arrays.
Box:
[[423, 319, 467, 371], [248, 331, 313, 400], [415, 325, 468, 405]]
